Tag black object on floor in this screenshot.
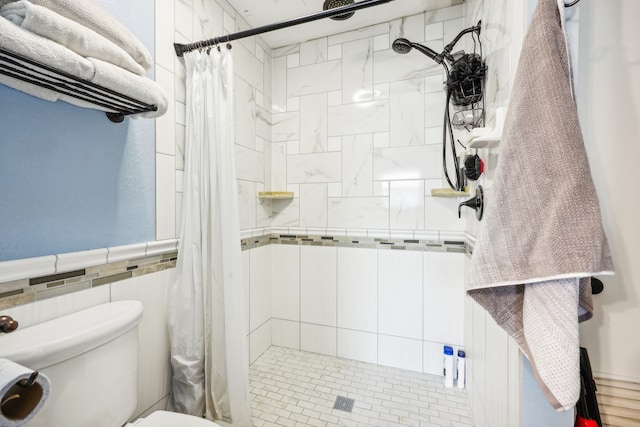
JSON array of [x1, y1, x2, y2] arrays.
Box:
[[576, 347, 603, 427]]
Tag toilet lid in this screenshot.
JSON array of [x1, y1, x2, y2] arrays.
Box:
[[135, 411, 221, 427]]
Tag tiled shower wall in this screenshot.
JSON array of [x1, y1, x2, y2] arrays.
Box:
[[244, 240, 466, 377], [257, 4, 468, 238]]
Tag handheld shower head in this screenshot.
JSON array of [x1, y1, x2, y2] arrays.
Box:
[[392, 38, 444, 64], [391, 38, 413, 54]]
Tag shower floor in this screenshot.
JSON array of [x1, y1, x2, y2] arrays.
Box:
[[249, 346, 473, 427]]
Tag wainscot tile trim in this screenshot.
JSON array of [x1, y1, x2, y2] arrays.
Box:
[[0, 232, 468, 311], [0, 239, 178, 310]]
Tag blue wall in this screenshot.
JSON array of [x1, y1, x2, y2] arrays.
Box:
[[0, 0, 156, 261]]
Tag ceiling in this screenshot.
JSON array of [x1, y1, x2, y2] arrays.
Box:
[[224, 0, 461, 48]]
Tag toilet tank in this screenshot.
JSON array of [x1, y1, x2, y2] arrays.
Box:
[[0, 301, 144, 427]]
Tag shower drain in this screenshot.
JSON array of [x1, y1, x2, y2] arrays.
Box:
[[332, 396, 355, 412]]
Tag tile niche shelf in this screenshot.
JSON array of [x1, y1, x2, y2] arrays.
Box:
[[258, 191, 294, 200], [431, 187, 469, 198]]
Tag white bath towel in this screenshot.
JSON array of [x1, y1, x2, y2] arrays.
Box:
[[0, 15, 94, 101], [0, 0, 151, 70], [88, 57, 167, 118], [0, 0, 145, 76], [467, 0, 614, 412]]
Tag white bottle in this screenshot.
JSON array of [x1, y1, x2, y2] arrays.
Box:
[[457, 350, 466, 389], [443, 346, 454, 388]]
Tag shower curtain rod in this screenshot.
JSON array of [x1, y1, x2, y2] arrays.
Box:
[[174, 0, 394, 57]]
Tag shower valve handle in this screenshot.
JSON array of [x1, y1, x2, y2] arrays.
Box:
[[458, 186, 484, 221]]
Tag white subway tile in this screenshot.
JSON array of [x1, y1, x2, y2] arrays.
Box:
[[328, 183, 342, 198], [425, 197, 466, 232], [155, 66, 175, 156], [250, 320, 271, 364], [389, 13, 425, 44], [235, 78, 256, 149], [287, 53, 300, 68], [300, 93, 328, 153], [337, 247, 377, 332], [390, 180, 425, 230], [250, 245, 272, 332], [328, 100, 389, 136], [272, 111, 300, 141], [272, 245, 300, 322], [287, 153, 341, 184], [300, 38, 328, 65], [337, 329, 377, 364], [328, 198, 389, 229], [378, 334, 423, 372], [342, 134, 373, 196], [373, 34, 389, 52], [272, 318, 300, 350], [390, 78, 425, 147], [327, 44, 342, 60], [235, 145, 264, 182], [423, 252, 465, 345], [300, 184, 328, 228], [378, 250, 422, 339], [156, 154, 176, 240], [300, 246, 337, 326], [342, 38, 374, 104], [300, 323, 336, 356], [238, 180, 257, 230], [374, 145, 441, 181], [328, 22, 389, 45], [288, 60, 341, 97]]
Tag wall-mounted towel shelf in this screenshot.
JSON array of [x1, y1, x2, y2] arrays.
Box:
[[467, 107, 506, 149], [0, 47, 157, 123]]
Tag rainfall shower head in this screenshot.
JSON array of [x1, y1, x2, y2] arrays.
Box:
[[323, 0, 355, 20], [392, 38, 445, 64]]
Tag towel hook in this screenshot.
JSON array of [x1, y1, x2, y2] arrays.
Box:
[[564, 0, 580, 6]]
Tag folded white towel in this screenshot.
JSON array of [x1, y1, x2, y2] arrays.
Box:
[[0, 15, 94, 102], [0, 0, 151, 70], [1, 1, 145, 76], [88, 58, 167, 118]]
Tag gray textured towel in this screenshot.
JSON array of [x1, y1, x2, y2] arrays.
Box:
[[467, 0, 614, 411]]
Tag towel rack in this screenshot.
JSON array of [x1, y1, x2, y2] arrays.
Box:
[[0, 47, 157, 123]]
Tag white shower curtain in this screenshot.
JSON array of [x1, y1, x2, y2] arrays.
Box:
[[168, 48, 251, 426]]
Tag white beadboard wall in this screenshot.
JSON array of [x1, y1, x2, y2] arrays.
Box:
[[245, 244, 466, 373]]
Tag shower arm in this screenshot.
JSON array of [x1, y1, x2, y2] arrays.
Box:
[[441, 21, 482, 63]]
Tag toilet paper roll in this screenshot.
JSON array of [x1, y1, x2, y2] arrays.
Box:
[[0, 359, 50, 427]]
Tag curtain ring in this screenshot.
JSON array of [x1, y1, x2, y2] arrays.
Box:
[[564, 0, 580, 6], [226, 43, 232, 50]]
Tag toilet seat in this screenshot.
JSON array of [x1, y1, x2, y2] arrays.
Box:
[[129, 410, 221, 427]]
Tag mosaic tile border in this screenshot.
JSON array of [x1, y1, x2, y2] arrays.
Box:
[[0, 251, 177, 310], [241, 233, 468, 254], [0, 233, 473, 310]]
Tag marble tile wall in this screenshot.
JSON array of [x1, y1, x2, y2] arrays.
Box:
[[263, 5, 469, 240]]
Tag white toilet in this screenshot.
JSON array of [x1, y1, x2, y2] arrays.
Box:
[[0, 300, 220, 427]]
